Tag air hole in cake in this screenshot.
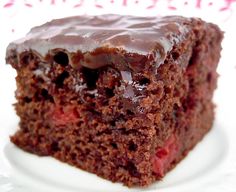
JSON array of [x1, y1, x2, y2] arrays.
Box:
[[41, 89, 54, 102], [105, 88, 115, 98], [51, 141, 59, 152], [127, 110, 134, 116], [21, 54, 30, 65], [171, 51, 180, 60], [111, 142, 118, 149], [126, 161, 140, 177], [164, 59, 168, 64], [23, 97, 32, 103], [54, 71, 69, 88], [188, 49, 198, 67], [128, 141, 137, 151], [207, 72, 212, 82], [41, 88, 48, 97], [81, 67, 99, 90], [53, 51, 69, 66], [110, 120, 116, 126], [138, 77, 150, 85]]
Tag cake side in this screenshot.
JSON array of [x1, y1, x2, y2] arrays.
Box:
[[151, 19, 223, 179], [6, 15, 223, 187]]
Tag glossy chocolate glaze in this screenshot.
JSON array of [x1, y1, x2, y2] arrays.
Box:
[[6, 15, 193, 70]]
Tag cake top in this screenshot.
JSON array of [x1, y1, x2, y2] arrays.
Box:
[[6, 15, 193, 70]]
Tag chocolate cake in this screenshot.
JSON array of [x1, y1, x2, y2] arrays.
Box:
[[6, 15, 223, 187]]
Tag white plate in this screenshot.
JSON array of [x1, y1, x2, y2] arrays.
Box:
[[1, 2, 236, 192]]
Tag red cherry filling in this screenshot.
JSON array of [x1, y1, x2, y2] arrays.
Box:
[[152, 134, 179, 177], [51, 105, 79, 126]]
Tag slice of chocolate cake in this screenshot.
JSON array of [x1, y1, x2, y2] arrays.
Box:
[[6, 15, 223, 187]]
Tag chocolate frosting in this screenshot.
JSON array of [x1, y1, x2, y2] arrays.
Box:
[[6, 14, 192, 69]]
